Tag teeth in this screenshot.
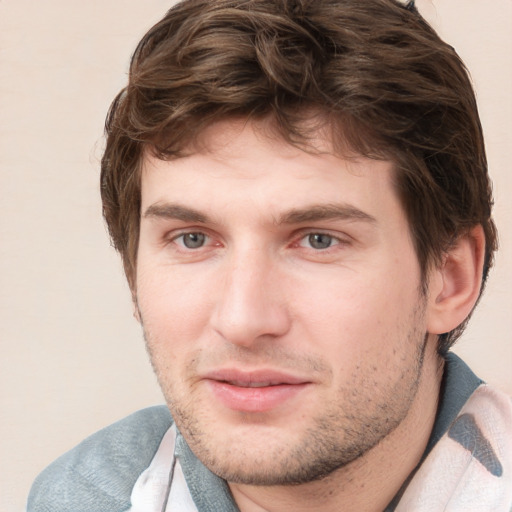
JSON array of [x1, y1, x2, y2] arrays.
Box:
[[229, 381, 275, 388]]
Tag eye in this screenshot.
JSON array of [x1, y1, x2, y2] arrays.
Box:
[[175, 232, 207, 249], [301, 233, 339, 250]]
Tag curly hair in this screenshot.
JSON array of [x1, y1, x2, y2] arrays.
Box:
[[100, 0, 497, 353]]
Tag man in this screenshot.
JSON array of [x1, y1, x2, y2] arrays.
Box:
[[28, 0, 511, 510]]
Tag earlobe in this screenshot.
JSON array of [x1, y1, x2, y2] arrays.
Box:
[[426, 225, 485, 335], [132, 296, 142, 323]]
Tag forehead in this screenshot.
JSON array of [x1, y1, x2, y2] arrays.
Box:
[[140, 119, 402, 223]]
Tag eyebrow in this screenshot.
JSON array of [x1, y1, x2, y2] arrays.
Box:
[[276, 204, 377, 225], [143, 203, 209, 223], [142, 202, 376, 225]]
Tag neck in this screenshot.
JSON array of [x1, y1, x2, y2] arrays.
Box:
[[229, 343, 444, 512]]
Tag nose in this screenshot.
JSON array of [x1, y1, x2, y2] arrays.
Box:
[[210, 247, 291, 347]]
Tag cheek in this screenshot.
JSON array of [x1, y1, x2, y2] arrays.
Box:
[[136, 266, 217, 353], [291, 261, 421, 352]]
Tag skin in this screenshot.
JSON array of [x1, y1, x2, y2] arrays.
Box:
[[135, 119, 477, 511]]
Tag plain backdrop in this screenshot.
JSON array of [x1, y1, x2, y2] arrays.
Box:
[[1, 1, 511, 509]]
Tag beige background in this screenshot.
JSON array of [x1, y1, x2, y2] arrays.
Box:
[[1, 1, 511, 510]]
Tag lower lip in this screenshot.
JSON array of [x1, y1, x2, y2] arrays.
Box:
[[207, 380, 309, 413]]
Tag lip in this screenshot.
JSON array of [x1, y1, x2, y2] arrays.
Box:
[[203, 369, 311, 413]]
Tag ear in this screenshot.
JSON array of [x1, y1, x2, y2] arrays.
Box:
[[426, 225, 486, 335], [132, 293, 142, 323], [133, 303, 141, 323]]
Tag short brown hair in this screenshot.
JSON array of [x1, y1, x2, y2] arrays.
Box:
[[100, 0, 497, 353]]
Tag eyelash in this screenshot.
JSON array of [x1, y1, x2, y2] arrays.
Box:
[[296, 232, 344, 251], [168, 230, 349, 252], [170, 231, 214, 250]]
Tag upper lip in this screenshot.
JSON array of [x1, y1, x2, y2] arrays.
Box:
[[202, 369, 311, 388]]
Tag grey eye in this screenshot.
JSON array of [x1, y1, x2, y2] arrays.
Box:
[[181, 232, 206, 249], [308, 233, 334, 249]]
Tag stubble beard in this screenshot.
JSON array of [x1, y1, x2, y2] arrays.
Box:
[[141, 306, 428, 487]]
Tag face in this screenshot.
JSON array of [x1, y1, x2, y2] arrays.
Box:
[[136, 120, 430, 485]]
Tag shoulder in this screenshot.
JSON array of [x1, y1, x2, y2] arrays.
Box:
[[27, 405, 173, 512]]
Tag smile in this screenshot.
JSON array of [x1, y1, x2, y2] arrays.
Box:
[[223, 380, 290, 388], [203, 369, 311, 413]]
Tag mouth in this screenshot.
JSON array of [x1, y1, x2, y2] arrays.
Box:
[[224, 380, 285, 388], [203, 369, 311, 413]]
